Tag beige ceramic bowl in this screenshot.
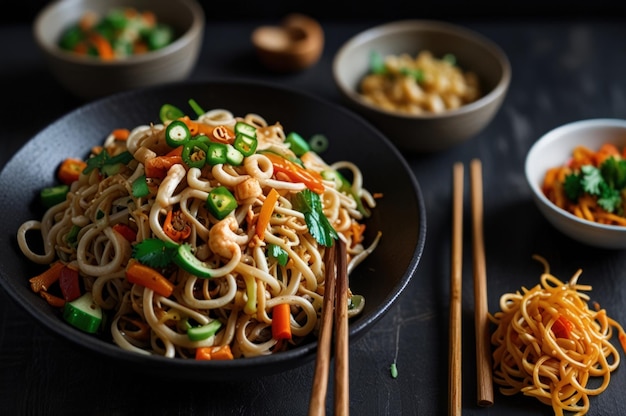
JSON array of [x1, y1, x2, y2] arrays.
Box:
[[333, 20, 511, 153], [33, 0, 205, 100], [525, 119, 626, 249]]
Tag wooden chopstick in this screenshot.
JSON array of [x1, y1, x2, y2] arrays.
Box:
[[334, 239, 349, 416], [309, 243, 337, 416], [470, 159, 494, 407], [449, 162, 464, 416], [308, 239, 349, 416]]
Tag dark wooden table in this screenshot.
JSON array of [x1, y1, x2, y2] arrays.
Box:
[[2, 16, 626, 415]]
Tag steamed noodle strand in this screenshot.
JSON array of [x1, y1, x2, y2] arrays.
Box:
[[17, 108, 382, 359], [489, 255, 626, 415]]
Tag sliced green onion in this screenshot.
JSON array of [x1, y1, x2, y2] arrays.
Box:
[[159, 103, 184, 124], [187, 320, 222, 341], [188, 99, 205, 117], [285, 132, 310, 156], [309, 134, 329, 153]]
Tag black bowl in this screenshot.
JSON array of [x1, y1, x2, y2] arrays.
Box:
[[0, 79, 426, 380]]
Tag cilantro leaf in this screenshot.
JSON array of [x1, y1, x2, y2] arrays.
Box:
[[84, 150, 133, 175], [293, 189, 338, 247], [564, 173, 583, 201], [268, 243, 288, 266], [597, 183, 621, 213], [601, 157, 626, 190], [580, 165, 603, 195], [131, 238, 177, 268], [564, 156, 626, 214]]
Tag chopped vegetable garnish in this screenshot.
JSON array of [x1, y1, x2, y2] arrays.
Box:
[[112, 223, 137, 243], [188, 98, 205, 117], [131, 174, 150, 198], [187, 320, 222, 341], [195, 345, 234, 360], [271, 303, 292, 340], [264, 152, 325, 194], [165, 120, 191, 148], [58, 264, 81, 302], [160, 103, 185, 124], [173, 243, 213, 278], [207, 186, 238, 220], [181, 139, 209, 169], [285, 132, 310, 156], [256, 188, 280, 239], [125, 259, 174, 297], [63, 292, 102, 334], [58, 158, 87, 185], [131, 238, 177, 268], [268, 243, 288, 266], [293, 189, 338, 247], [308, 134, 329, 153], [163, 209, 191, 243], [40, 184, 69, 208]]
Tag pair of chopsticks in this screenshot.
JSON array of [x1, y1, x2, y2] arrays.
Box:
[[449, 159, 494, 416], [309, 239, 349, 416]]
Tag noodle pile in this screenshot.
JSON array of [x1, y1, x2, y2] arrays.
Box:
[[16, 107, 381, 359], [489, 255, 626, 415]]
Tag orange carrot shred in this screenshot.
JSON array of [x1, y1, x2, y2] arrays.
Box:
[[256, 188, 280, 239], [111, 128, 130, 141]]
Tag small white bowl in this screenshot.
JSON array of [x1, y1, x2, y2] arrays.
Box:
[[525, 119, 626, 249]]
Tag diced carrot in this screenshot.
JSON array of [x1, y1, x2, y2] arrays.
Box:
[[195, 345, 234, 361], [125, 260, 174, 297], [271, 303, 292, 340], [111, 128, 130, 141], [256, 188, 280, 239], [58, 158, 87, 185], [29, 261, 65, 293]]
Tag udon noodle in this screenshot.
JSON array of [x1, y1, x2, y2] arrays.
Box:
[[489, 255, 626, 415], [17, 106, 381, 359]]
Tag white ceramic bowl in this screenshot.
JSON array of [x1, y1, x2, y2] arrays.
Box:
[[525, 119, 626, 249], [333, 19, 511, 153], [33, 0, 205, 100]]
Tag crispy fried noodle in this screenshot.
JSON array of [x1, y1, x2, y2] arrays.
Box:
[[489, 255, 626, 415], [16, 107, 382, 359]]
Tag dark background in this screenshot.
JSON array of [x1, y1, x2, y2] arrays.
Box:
[[4, 0, 626, 24]]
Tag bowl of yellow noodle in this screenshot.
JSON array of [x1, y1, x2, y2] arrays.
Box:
[[0, 79, 426, 380], [525, 118, 626, 249]]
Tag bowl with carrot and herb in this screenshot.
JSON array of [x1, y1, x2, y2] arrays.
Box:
[[525, 118, 626, 249], [33, 0, 204, 100]]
